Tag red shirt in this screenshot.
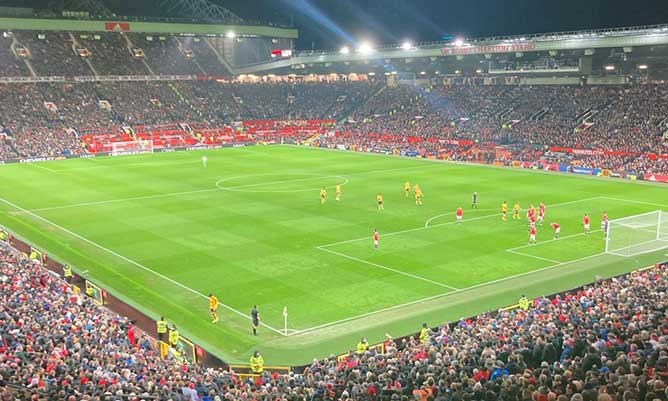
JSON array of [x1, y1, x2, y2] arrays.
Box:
[[551, 223, 560, 230], [530, 215, 537, 223], [539, 204, 545, 213], [583, 216, 590, 224], [456, 208, 463, 217], [373, 232, 379, 241], [530, 227, 536, 235]]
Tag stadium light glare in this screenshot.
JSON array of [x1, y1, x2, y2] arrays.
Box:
[[638, 64, 648, 70], [225, 31, 236, 39], [401, 41, 413, 50], [368, 72, 375, 76], [339, 46, 350, 54], [390, 71, 398, 75], [435, 70, 440, 75], [454, 38, 464, 47], [476, 69, 483, 73], [605, 65, 615, 71], [455, 70, 461, 74], [358, 42, 374, 54], [420, 71, 426, 75]]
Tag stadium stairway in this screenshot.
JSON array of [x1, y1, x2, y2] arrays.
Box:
[[168, 83, 205, 120], [336, 84, 388, 123]]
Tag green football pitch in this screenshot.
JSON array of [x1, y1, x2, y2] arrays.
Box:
[[0, 145, 666, 365]]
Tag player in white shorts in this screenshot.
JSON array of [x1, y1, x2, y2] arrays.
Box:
[[202, 155, 208, 168]]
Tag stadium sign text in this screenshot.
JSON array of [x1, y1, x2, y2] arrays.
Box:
[[440, 43, 536, 56]]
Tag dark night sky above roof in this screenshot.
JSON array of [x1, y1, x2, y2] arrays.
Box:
[[11, 0, 668, 49]]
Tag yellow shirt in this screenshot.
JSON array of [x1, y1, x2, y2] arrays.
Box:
[[209, 296, 218, 310], [415, 189, 422, 198], [502, 203, 508, 213], [320, 189, 326, 198], [336, 185, 341, 193], [405, 182, 411, 191], [377, 194, 383, 202], [513, 203, 520, 212], [413, 185, 420, 193]]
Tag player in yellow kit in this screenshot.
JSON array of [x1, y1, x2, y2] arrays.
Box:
[[415, 187, 423, 206], [413, 184, 420, 195], [209, 293, 219, 323], [336, 185, 342, 201], [377, 193, 384, 210], [405, 181, 411, 198], [513, 202, 521, 220], [320, 188, 327, 204], [501, 201, 508, 221]]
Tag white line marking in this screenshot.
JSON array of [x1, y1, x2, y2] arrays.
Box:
[[506, 229, 602, 251], [30, 188, 221, 212], [505, 248, 564, 264], [291, 250, 615, 335], [28, 163, 58, 172], [600, 197, 668, 209], [0, 195, 287, 336], [424, 208, 497, 228], [319, 197, 603, 249], [317, 246, 460, 291]]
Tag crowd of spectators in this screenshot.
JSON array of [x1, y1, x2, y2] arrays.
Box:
[[2, 225, 668, 401], [79, 33, 150, 76], [0, 75, 666, 174], [14, 32, 92, 77], [0, 34, 30, 77]]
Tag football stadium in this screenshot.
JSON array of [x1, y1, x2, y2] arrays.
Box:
[[0, 0, 668, 400]]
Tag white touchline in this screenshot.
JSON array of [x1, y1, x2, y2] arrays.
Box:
[[0, 196, 287, 336], [317, 246, 460, 291], [291, 250, 618, 336]]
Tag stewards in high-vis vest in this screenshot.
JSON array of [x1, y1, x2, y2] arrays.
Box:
[[519, 295, 531, 311], [85, 285, 94, 297], [169, 325, 179, 348], [356, 337, 369, 354], [419, 323, 429, 344], [62, 265, 73, 284], [156, 317, 168, 342], [250, 350, 264, 374]]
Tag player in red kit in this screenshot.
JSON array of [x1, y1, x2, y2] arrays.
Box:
[[529, 224, 537, 245], [373, 229, 379, 249], [550, 222, 560, 239], [601, 211, 609, 237], [538, 202, 545, 225], [456, 207, 463, 223], [527, 206, 535, 226], [530, 214, 537, 226], [583, 213, 590, 234]]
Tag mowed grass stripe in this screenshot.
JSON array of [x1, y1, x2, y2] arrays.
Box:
[[0, 145, 666, 365]]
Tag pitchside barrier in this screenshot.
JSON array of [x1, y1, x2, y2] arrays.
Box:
[[227, 365, 292, 381]]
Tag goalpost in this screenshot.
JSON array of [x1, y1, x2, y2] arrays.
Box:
[[605, 210, 668, 257], [110, 140, 154, 156]]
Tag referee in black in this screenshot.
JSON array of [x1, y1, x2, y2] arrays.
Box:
[[472, 192, 478, 209], [251, 305, 260, 335]]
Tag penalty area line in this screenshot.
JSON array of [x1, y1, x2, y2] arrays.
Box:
[[316, 246, 461, 291], [0, 195, 287, 336], [291, 250, 615, 336]]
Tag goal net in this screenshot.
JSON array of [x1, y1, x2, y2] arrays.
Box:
[[605, 210, 668, 257], [110, 140, 154, 156]]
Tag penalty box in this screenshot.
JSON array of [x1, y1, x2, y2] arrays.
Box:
[[315, 197, 657, 291]]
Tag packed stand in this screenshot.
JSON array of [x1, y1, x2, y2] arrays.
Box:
[[77, 33, 150, 76], [0, 34, 30, 77], [131, 35, 203, 76], [14, 32, 92, 77]]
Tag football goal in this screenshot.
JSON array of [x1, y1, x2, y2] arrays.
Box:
[[605, 210, 668, 257], [110, 140, 154, 156]]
